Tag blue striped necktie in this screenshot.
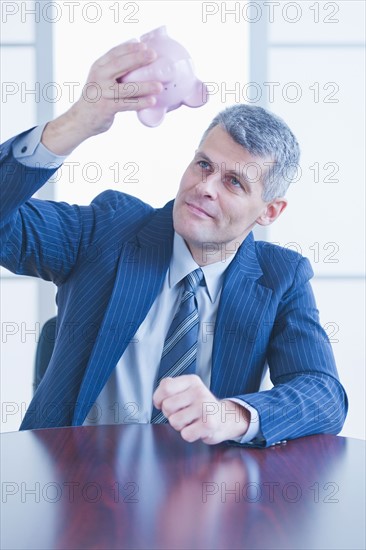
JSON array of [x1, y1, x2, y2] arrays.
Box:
[[151, 268, 204, 423]]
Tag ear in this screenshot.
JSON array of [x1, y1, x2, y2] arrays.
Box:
[[256, 198, 288, 226]]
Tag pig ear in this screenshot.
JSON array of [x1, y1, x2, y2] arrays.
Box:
[[183, 80, 208, 107], [138, 107, 167, 127]]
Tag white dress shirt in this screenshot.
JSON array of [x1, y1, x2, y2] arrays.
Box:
[[13, 127, 260, 443], [12, 123, 67, 167]]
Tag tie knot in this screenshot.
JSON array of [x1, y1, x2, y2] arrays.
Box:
[[184, 268, 204, 294]]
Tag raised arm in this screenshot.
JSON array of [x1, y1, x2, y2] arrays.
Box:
[[0, 39, 162, 284]]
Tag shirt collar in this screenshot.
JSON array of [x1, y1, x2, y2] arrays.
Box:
[[169, 233, 237, 303]]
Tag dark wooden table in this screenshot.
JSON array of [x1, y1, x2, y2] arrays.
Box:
[[1, 425, 365, 550]]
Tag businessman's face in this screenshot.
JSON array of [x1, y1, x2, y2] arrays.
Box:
[[173, 125, 281, 265]]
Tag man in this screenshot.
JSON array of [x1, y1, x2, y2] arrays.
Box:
[[0, 40, 347, 446]]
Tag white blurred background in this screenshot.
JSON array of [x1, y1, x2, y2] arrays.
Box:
[[1, 1, 365, 437]]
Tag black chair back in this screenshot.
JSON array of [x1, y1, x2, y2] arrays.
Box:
[[34, 317, 57, 393]]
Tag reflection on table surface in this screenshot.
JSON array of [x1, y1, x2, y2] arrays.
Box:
[[1, 425, 365, 550]]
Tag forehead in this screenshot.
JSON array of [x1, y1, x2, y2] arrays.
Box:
[[198, 125, 270, 169]]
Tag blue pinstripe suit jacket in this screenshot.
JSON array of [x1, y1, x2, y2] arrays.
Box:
[[0, 133, 348, 446]]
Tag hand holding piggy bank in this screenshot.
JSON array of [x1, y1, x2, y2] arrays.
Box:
[[120, 26, 208, 127]]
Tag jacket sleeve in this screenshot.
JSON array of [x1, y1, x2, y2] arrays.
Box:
[[0, 132, 153, 286], [233, 256, 348, 447], [0, 132, 87, 285]]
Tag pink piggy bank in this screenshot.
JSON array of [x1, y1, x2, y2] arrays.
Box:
[[121, 26, 208, 127]]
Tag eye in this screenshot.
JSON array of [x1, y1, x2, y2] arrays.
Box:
[[197, 160, 211, 171], [224, 175, 243, 190]]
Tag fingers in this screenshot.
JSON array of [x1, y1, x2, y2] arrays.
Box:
[[159, 391, 192, 418], [86, 40, 163, 114], [152, 375, 249, 445], [92, 41, 157, 82], [106, 80, 163, 102], [101, 49, 157, 82], [95, 40, 142, 67], [181, 421, 210, 444], [118, 95, 157, 112], [153, 375, 202, 409], [152, 375, 218, 440]]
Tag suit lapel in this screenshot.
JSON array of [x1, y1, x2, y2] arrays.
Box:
[[210, 232, 273, 398], [73, 201, 175, 425]]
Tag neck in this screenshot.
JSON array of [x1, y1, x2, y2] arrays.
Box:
[[186, 241, 242, 266]]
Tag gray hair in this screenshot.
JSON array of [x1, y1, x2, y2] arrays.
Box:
[[200, 104, 300, 201]]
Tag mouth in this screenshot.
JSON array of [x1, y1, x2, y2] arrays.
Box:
[[185, 202, 214, 219]]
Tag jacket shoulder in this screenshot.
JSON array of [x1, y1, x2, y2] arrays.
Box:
[[82, 190, 156, 244], [254, 240, 314, 290], [90, 189, 154, 217]]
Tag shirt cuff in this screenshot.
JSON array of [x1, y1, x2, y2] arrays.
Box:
[[12, 124, 67, 168], [226, 398, 262, 444]]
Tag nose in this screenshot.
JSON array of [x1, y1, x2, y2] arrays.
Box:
[[195, 171, 220, 200]]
